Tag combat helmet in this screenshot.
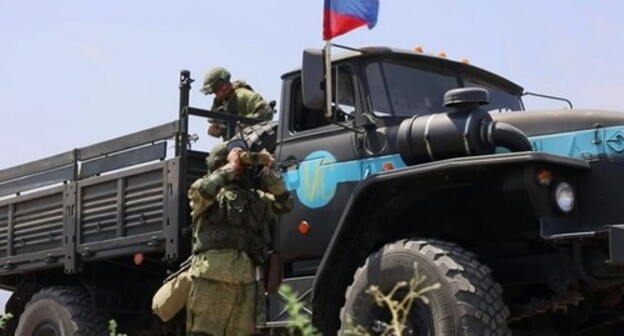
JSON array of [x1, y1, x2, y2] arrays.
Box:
[[200, 66, 231, 95], [206, 142, 228, 173]]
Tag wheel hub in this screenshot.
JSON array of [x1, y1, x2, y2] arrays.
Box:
[[33, 320, 61, 336], [368, 299, 434, 335]]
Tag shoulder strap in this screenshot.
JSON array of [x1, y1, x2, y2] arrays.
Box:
[[232, 80, 254, 91]]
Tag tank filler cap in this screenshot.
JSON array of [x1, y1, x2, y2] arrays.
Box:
[[443, 87, 489, 112]]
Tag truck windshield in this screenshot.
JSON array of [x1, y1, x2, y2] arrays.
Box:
[[366, 60, 523, 117]]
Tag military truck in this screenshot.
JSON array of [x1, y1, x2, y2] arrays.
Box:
[[2, 46, 624, 335]]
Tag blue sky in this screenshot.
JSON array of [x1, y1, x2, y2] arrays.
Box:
[[1, 1, 623, 168], [0, 0, 623, 309]]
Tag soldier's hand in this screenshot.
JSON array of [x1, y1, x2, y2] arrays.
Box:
[[208, 122, 222, 137], [240, 150, 275, 168], [227, 147, 245, 176], [260, 149, 275, 168]]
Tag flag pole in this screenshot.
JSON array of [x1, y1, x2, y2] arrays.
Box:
[[324, 39, 333, 118]]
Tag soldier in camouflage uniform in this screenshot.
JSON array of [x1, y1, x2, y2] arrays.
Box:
[[186, 140, 292, 336], [201, 66, 274, 139]]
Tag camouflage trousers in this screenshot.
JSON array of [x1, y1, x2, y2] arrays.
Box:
[[187, 277, 256, 336]]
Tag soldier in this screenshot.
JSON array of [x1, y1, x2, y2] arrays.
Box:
[[200, 66, 274, 139], [186, 140, 292, 336]]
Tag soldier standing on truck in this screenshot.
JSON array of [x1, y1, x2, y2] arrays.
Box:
[[186, 140, 292, 335], [200, 66, 274, 139]]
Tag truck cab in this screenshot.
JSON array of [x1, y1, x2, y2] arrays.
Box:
[[275, 47, 527, 266], [270, 47, 624, 335]]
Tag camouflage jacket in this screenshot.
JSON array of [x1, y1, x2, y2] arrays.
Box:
[[187, 164, 292, 284], [210, 82, 273, 133]]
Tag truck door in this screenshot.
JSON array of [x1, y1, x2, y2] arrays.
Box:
[[276, 65, 363, 269]]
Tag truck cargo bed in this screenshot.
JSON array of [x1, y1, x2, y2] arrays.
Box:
[[0, 121, 206, 278]]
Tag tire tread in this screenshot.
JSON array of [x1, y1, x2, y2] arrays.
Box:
[[17, 286, 109, 336], [340, 238, 511, 336]]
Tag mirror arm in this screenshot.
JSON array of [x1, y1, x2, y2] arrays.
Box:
[[326, 119, 365, 134]]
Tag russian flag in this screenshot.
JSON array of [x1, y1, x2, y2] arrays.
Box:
[[323, 0, 379, 40]]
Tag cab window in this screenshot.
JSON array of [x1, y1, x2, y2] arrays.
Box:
[[290, 66, 356, 132], [366, 60, 458, 117]]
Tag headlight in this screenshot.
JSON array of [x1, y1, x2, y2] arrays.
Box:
[[554, 182, 575, 213]]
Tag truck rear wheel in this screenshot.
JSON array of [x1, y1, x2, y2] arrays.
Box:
[[15, 286, 109, 336], [340, 239, 510, 335]]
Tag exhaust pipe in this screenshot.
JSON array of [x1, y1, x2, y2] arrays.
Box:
[[486, 120, 532, 152]]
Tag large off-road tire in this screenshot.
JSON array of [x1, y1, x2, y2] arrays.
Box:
[[340, 239, 510, 335], [15, 286, 109, 336]]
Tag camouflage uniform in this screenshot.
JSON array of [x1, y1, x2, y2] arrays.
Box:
[[210, 81, 273, 121], [201, 67, 273, 138], [186, 141, 292, 336]]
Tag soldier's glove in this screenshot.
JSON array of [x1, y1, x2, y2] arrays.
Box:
[[207, 121, 223, 138], [260, 167, 287, 195], [240, 149, 274, 168]]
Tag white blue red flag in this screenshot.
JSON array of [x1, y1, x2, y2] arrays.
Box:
[[323, 0, 379, 40]]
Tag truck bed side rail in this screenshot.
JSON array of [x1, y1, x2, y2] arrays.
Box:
[[0, 121, 188, 275], [0, 121, 179, 198]]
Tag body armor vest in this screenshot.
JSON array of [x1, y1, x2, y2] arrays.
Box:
[[193, 184, 269, 265]]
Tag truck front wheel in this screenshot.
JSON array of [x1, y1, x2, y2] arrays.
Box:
[[15, 286, 109, 336], [340, 239, 510, 335]]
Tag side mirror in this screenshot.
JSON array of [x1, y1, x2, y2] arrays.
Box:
[[302, 49, 325, 111]]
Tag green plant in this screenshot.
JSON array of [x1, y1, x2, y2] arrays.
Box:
[[283, 262, 440, 335], [0, 313, 13, 330], [109, 320, 127, 336], [362, 262, 441, 335], [281, 284, 322, 336]]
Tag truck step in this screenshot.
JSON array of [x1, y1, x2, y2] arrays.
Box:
[[265, 275, 314, 328]]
